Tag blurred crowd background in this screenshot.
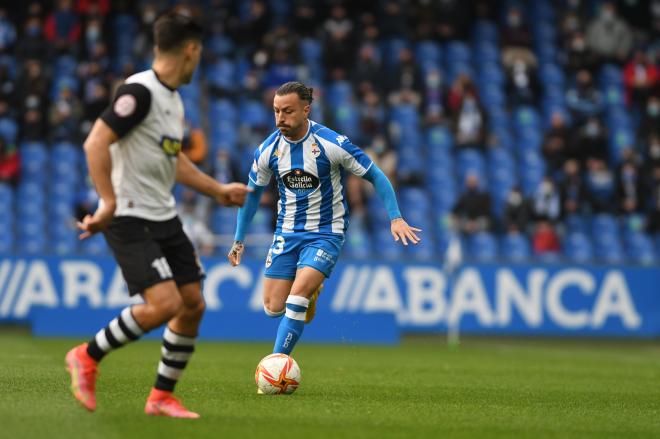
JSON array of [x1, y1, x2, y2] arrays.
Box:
[[0, 0, 659, 264]]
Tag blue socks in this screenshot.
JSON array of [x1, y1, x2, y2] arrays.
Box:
[[273, 295, 309, 355]]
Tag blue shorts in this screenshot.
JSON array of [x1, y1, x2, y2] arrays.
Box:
[[264, 232, 345, 280]]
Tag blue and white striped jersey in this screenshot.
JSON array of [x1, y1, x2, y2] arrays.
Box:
[[249, 120, 373, 235]]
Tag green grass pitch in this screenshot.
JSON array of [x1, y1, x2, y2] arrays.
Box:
[[1, 329, 660, 439]]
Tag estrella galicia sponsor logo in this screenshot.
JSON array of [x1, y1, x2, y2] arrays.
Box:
[[282, 168, 319, 195], [160, 136, 182, 156]]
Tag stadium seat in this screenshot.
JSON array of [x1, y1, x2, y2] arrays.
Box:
[[468, 232, 498, 262], [624, 233, 656, 265], [415, 40, 442, 66], [0, 230, 13, 254], [501, 233, 531, 262], [564, 232, 593, 263], [0, 117, 18, 143], [472, 20, 499, 43]]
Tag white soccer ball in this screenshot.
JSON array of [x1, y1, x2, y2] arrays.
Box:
[[255, 353, 301, 395]]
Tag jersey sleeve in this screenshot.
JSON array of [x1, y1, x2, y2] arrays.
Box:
[[336, 137, 374, 177], [248, 145, 273, 186], [100, 83, 151, 138]]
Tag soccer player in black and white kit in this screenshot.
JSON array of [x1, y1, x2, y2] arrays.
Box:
[[65, 12, 250, 418]]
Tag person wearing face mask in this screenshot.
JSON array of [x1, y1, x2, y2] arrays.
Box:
[[623, 50, 659, 109], [501, 5, 537, 71], [644, 133, 660, 169], [615, 149, 646, 214], [559, 159, 587, 217], [452, 173, 493, 235], [569, 116, 608, 164], [565, 31, 597, 74], [503, 186, 533, 234], [586, 2, 633, 64], [638, 95, 660, 141], [533, 177, 561, 222], [15, 16, 49, 61], [647, 166, 660, 233], [566, 69, 603, 123]]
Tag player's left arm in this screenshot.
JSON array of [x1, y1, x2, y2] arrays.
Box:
[[175, 152, 251, 207], [362, 164, 422, 246]]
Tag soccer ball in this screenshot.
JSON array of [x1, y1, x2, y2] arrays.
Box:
[[255, 353, 301, 395]]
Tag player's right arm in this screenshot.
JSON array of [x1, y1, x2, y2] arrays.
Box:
[[228, 144, 273, 266], [78, 82, 151, 239], [77, 119, 118, 239]]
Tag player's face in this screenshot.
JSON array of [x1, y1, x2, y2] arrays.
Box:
[[273, 93, 310, 139], [181, 40, 202, 84]]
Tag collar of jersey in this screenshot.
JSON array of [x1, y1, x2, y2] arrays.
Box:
[[151, 69, 176, 92], [283, 119, 312, 145]]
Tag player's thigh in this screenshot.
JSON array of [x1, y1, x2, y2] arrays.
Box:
[[264, 233, 300, 280], [263, 277, 294, 312], [157, 217, 206, 288], [290, 266, 325, 299], [103, 216, 174, 295], [139, 280, 182, 319]]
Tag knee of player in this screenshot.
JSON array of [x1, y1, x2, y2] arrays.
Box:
[[263, 302, 285, 318], [157, 294, 184, 320], [186, 297, 206, 319]]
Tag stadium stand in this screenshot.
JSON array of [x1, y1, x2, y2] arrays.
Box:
[[0, 0, 658, 266]]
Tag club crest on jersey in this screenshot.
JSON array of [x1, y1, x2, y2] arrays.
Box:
[[310, 143, 320, 158], [265, 248, 273, 268], [282, 168, 319, 195], [160, 136, 182, 156], [336, 135, 348, 144]]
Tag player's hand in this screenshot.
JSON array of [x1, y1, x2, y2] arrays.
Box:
[[216, 183, 252, 207], [77, 200, 115, 240], [390, 218, 422, 246], [227, 240, 244, 266]]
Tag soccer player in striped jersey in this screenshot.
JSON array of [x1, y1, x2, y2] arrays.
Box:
[[64, 12, 249, 418], [228, 82, 421, 377]]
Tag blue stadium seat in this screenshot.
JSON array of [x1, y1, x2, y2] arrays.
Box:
[[625, 233, 656, 265], [0, 117, 18, 143], [564, 214, 587, 234], [406, 235, 435, 260], [539, 63, 565, 88], [564, 232, 593, 263], [594, 234, 624, 263], [592, 214, 619, 238], [599, 64, 623, 87], [0, 182, 12, 209], [374, 229, 404, 260], [326, 81, 353, 107], [501, 233, 531, 262], [239, 100, 269, 128], [80, 233, 108, 255], [426, 126, 453, 153], [472, 20, 499, 43], [332, 102, 360, 140], [206, 34, 235, 58], [206, 59, 236, 91], [19, 142, 48, 183], [479, 62, 505, 85], [468, 232, 498, 262], [480, 83, 506, 108], [474, 43, 500, 66], [512, 106, 541, 133], [445, 41, 471, 64], [382, 38, 409, 67], [415, 40, 442, 66], [209, 99, 237, 124], [343, 226, 372, 260]]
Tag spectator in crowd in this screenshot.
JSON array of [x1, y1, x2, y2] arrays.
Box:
[[432, 0, 471, 42], [566, 69, 603, 122], [564, 31, 598, 74], [322, 4, 354, 79], [503, 186, 532, 233], [569, 115, 608, 163], [357, 87, 386, 146], [452, 173, 493, 234], [44, 0, 81, 55], [238, 0, 270, 50], [505, 53, 540, 107], [20, 107, 46, 142], [0, 8, 16, 53], [422, 67, 445, 126], [532, 220, 561, 255], [586, 1, 633, 64], [615, 149, 646, 214], [16, 60, 49, 115], [378, 0, 408, 39], [542, 111, 570, 175], [352, 43, 382, 95], [644, 133, 660, 169], [452, 90, 487, 150], [501, 4, 536, 68], [15, 15, 49, 61], [0, 135, 19, 185], [638, 95, 660, 141], [292, 0, 320, 38], [182, 120, 208, 166], [533, 176, 561, 222], [585, 158, 615, 213], [559, 159, 587, 217], [623, 49, 659, 109], [647, 165, 660, 233], [387, 47, 423, 99], [49, 85, 82, 142], [0, 64, 15, 104]]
